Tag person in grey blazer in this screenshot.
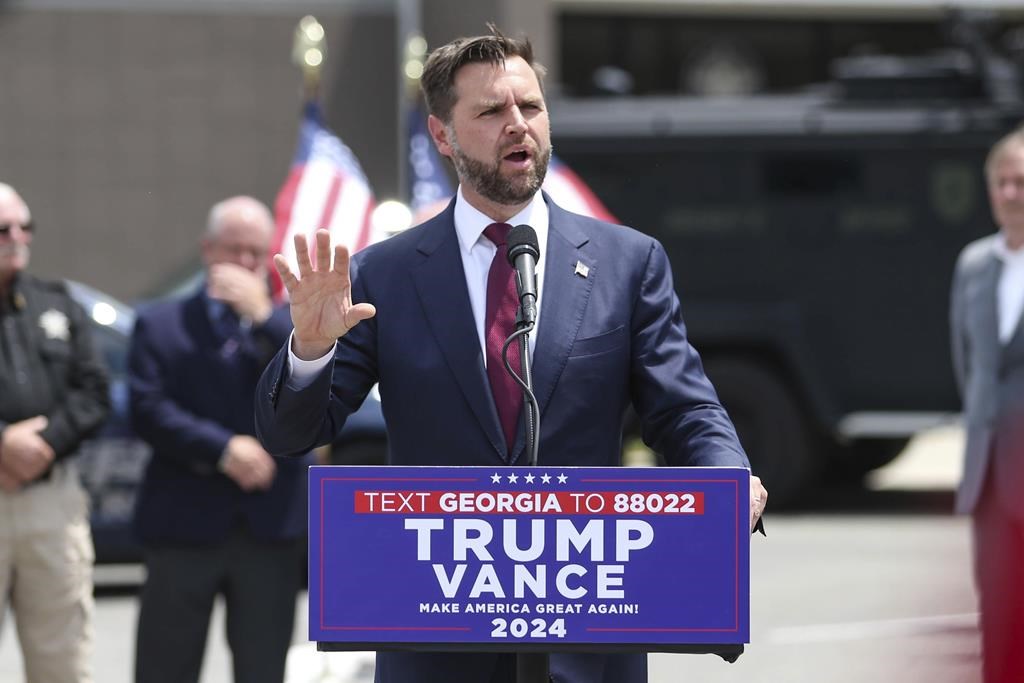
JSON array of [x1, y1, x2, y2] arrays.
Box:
[[950, 125, 1024, 683]]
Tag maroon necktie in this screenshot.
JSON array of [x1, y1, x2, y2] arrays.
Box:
[[483, 222, 523, 454]]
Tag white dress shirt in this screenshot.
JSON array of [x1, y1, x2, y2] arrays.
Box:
[[452, 187, 548, 361], [994, 233, 1024, 345], [288, 188, 549, 387]]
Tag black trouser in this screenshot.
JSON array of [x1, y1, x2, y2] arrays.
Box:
[[134, 528, 302, 683]]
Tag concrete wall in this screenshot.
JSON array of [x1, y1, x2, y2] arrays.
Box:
[[0, 0, 548, 301], [0, 6, 393, 301]]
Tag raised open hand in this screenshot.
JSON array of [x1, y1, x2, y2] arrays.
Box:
[[273, 229, 376, 360]]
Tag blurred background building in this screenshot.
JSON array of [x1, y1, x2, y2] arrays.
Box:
[[1, 0, 1021, 301]]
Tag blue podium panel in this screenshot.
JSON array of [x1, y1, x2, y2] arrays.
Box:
[[309, 466, 749, 649]]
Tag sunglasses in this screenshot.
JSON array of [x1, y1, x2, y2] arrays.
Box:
[[0, 221, 34, 237]]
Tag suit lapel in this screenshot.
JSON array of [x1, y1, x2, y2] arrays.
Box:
[[976, 252, 1002, 360], [410, 212, 507, 459], [509, 199, 596, 464]]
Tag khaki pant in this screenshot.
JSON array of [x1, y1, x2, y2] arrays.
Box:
[[0, 463, 94, 683]]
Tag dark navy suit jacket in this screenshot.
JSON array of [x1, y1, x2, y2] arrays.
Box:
[[130, 288, 312, 546], [256, 197, 749, 683]]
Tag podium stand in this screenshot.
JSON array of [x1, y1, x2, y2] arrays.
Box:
[[309, 465, 750, 679]]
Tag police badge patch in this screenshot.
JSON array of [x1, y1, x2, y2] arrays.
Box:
[[39, 308, 70, 341]]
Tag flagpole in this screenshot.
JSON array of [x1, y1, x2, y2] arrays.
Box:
[[292, 15, 327, 104], [397, 0, 422, 205]]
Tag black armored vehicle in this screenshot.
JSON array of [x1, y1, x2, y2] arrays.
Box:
[[549, 14, 1024, 505]]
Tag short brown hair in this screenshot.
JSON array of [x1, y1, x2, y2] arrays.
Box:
[[420, 25, 547, 123], [986, 124, 1024, 180]]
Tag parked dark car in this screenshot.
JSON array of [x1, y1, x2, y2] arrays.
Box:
[[67, 280, 388, 563]]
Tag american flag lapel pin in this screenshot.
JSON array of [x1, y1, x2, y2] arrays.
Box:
[[574, 260, 590, 278]]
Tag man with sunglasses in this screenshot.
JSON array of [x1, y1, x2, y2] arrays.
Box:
[[0, 182, 111, 682]]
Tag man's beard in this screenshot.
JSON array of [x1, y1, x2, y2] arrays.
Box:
[[449, 134, 551, 207]]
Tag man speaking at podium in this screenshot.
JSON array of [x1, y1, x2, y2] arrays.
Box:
[[256, 27, 767, 683]]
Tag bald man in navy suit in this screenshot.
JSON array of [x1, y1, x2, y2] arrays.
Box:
[[131, 197, 312, 683], [255, 28, 767, 683]]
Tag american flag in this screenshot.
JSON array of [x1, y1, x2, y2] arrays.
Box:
[[542, 155, 618, 224], [407, 102, 453, 224], [271, 101, 376, 299]]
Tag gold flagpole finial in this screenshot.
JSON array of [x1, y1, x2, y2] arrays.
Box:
[[293, 15, 327, 99], [403, 33, 428, 99]]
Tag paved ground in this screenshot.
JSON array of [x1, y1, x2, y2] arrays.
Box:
[[868, 425, 963, 491]]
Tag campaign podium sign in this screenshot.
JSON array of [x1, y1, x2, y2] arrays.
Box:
[[309, 465, 749, 654]]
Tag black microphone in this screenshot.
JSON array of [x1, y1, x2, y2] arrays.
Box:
[[506, 224, 540, 325]]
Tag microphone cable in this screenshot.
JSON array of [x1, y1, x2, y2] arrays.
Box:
[[501, 323, 540, 467]]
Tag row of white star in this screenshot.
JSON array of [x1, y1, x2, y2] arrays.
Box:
[[490, 472, 568, 484]]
